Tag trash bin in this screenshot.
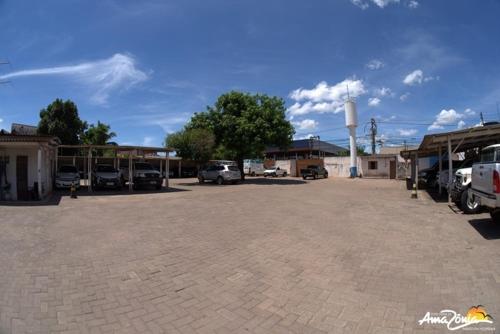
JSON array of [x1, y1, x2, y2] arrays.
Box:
[[406, 177, 413, 190]]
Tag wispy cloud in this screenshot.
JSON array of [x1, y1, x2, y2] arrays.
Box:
[[293, 119, 319, 131], [368, 97, 381, 107], [0, 53, 148, 104], [351, 0, 402, 10], [397, 128, 417, 136], [366, 59, 385, 70]]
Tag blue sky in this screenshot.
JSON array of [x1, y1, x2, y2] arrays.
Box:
[[1, 0, 499, 150]]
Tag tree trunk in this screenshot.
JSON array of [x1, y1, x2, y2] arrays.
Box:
[[237, 158, 245, 181]]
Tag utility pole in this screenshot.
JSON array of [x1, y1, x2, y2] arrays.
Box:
[[480, 112, 485, 126], [370, 118, 377, 155]]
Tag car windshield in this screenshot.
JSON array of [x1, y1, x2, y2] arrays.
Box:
[[59, 166, 77, 173], [96, 165, 116, 172], [135, 163, 153, 170]]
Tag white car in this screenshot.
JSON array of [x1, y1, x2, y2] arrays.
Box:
[[55, 165, 80, 189], [263, 166, 287, 177]]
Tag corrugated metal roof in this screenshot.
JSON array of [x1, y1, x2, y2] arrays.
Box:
[[266, 139, 348, 155], [0, 133, 60, 145]]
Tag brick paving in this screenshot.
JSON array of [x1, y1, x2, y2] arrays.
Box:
[[0, 177, 499, 333]]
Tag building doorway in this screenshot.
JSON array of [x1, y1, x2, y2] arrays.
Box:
[[16, 155, 29, 200], [389, 160, 396, 179]]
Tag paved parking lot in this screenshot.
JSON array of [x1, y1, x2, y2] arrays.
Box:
[[1, 177, 499, 333]]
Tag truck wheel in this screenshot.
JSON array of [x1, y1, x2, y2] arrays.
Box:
[[461, 188, 480, 214], [216, 176, 224, 185], [490, 209, 500, 223]]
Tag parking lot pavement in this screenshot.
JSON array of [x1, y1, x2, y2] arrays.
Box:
[[1, 177, 499, 333]]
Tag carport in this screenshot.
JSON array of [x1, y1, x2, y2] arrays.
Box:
[[401, 123, 500, 204], [57, 144, 174, 192]]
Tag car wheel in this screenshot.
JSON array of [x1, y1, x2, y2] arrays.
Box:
[[198, 177, 204, 184], [283, 172, 287, 177], [324, 173, 328, 178], [490, 209, 500, 223], [313, 174, 317, 180], [272, 173, 277, 177], [216, 176, 224, 185], [251, 172, 256, 177], [302, 176, 307, 180], [461, 188, 480, 214], [264, 173, 267, 177]]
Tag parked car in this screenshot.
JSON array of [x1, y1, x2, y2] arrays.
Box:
[[244, 159, 265, 176], [419, 160, 461, 189], [92, 164, 122, 190], [55, 165, 80, 189], [470, 144, 500, 222], [450, 167, 481, 214], [437, 158, 474, 191], [198, 164, 241, 185], [263, 166, 287, 177], [121, 162, 162, 190], [300, 165, 328, 179]]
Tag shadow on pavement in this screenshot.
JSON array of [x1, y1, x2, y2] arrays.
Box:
[[178, 177, 307, 186], [468, 218, 500, 240], [0, 186, 189, 206]]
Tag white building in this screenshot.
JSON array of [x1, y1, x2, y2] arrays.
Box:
[[0, 125, 59, 201]]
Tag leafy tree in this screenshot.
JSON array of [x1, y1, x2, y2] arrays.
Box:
[[82, 121, 116, 145], [38, 99, 86, 144], [187, 91, 295, 178], [165, 128, 215, 165]]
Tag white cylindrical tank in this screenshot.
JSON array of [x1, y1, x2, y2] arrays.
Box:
[[344, 99, 358, 177], [345, 99, 358, 128]]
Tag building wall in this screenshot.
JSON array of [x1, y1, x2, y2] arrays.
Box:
[[323, 157, 363, 177], [1, 145, 54, 200]]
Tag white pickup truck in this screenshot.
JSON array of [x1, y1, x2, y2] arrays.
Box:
[[470, 144, 500, 222], [450, 167, 480, 214]]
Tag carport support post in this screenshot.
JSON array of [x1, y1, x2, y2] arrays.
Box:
[[37, 146, 42, 199], [165, 152, 169, 188], [88, 148, 92, 192], [448, 136, 452, 205], [128, 154, 133, 192], [415, 152, 419, 193], [438, 146, 442, 195]]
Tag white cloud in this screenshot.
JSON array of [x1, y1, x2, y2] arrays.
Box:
[[457, 120, 466, 129], [373, 87, 393, 97], [366, 59, 385, 70], [400, 92, 410, 101], [398, 128, 417, 136], [293, 119, 319, 131], [294, 133, 315, 140], [0, 53, 148, 104], [288, 79, 366, 116], [403, 69, 423, 85], [351, 0, 369, 9], [428, 109, 472, 130], [142, 136, 155, 146], [368, 97, 381, 107], [464, 108, 476, 116], [351, 0, 400, 9], [408, 0, 419, 8]]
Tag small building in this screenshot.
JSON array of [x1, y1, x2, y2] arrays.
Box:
[[0, 125, 59, 201], [265, 139, 348, 160]]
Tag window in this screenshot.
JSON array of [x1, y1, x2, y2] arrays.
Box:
[[480, 149, 495, 163], [368, 161, 378, 170], [228, 166, 239, 171]]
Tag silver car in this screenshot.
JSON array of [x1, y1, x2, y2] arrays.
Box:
[[55, 165, 80, 189], [198, 164, 242, 185]]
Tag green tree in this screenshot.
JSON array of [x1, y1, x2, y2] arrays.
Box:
[[38, 99, 86, 144], [82, 121, 116, 145], [166, 128, 215, 165], [187, 91, 295, 178]]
